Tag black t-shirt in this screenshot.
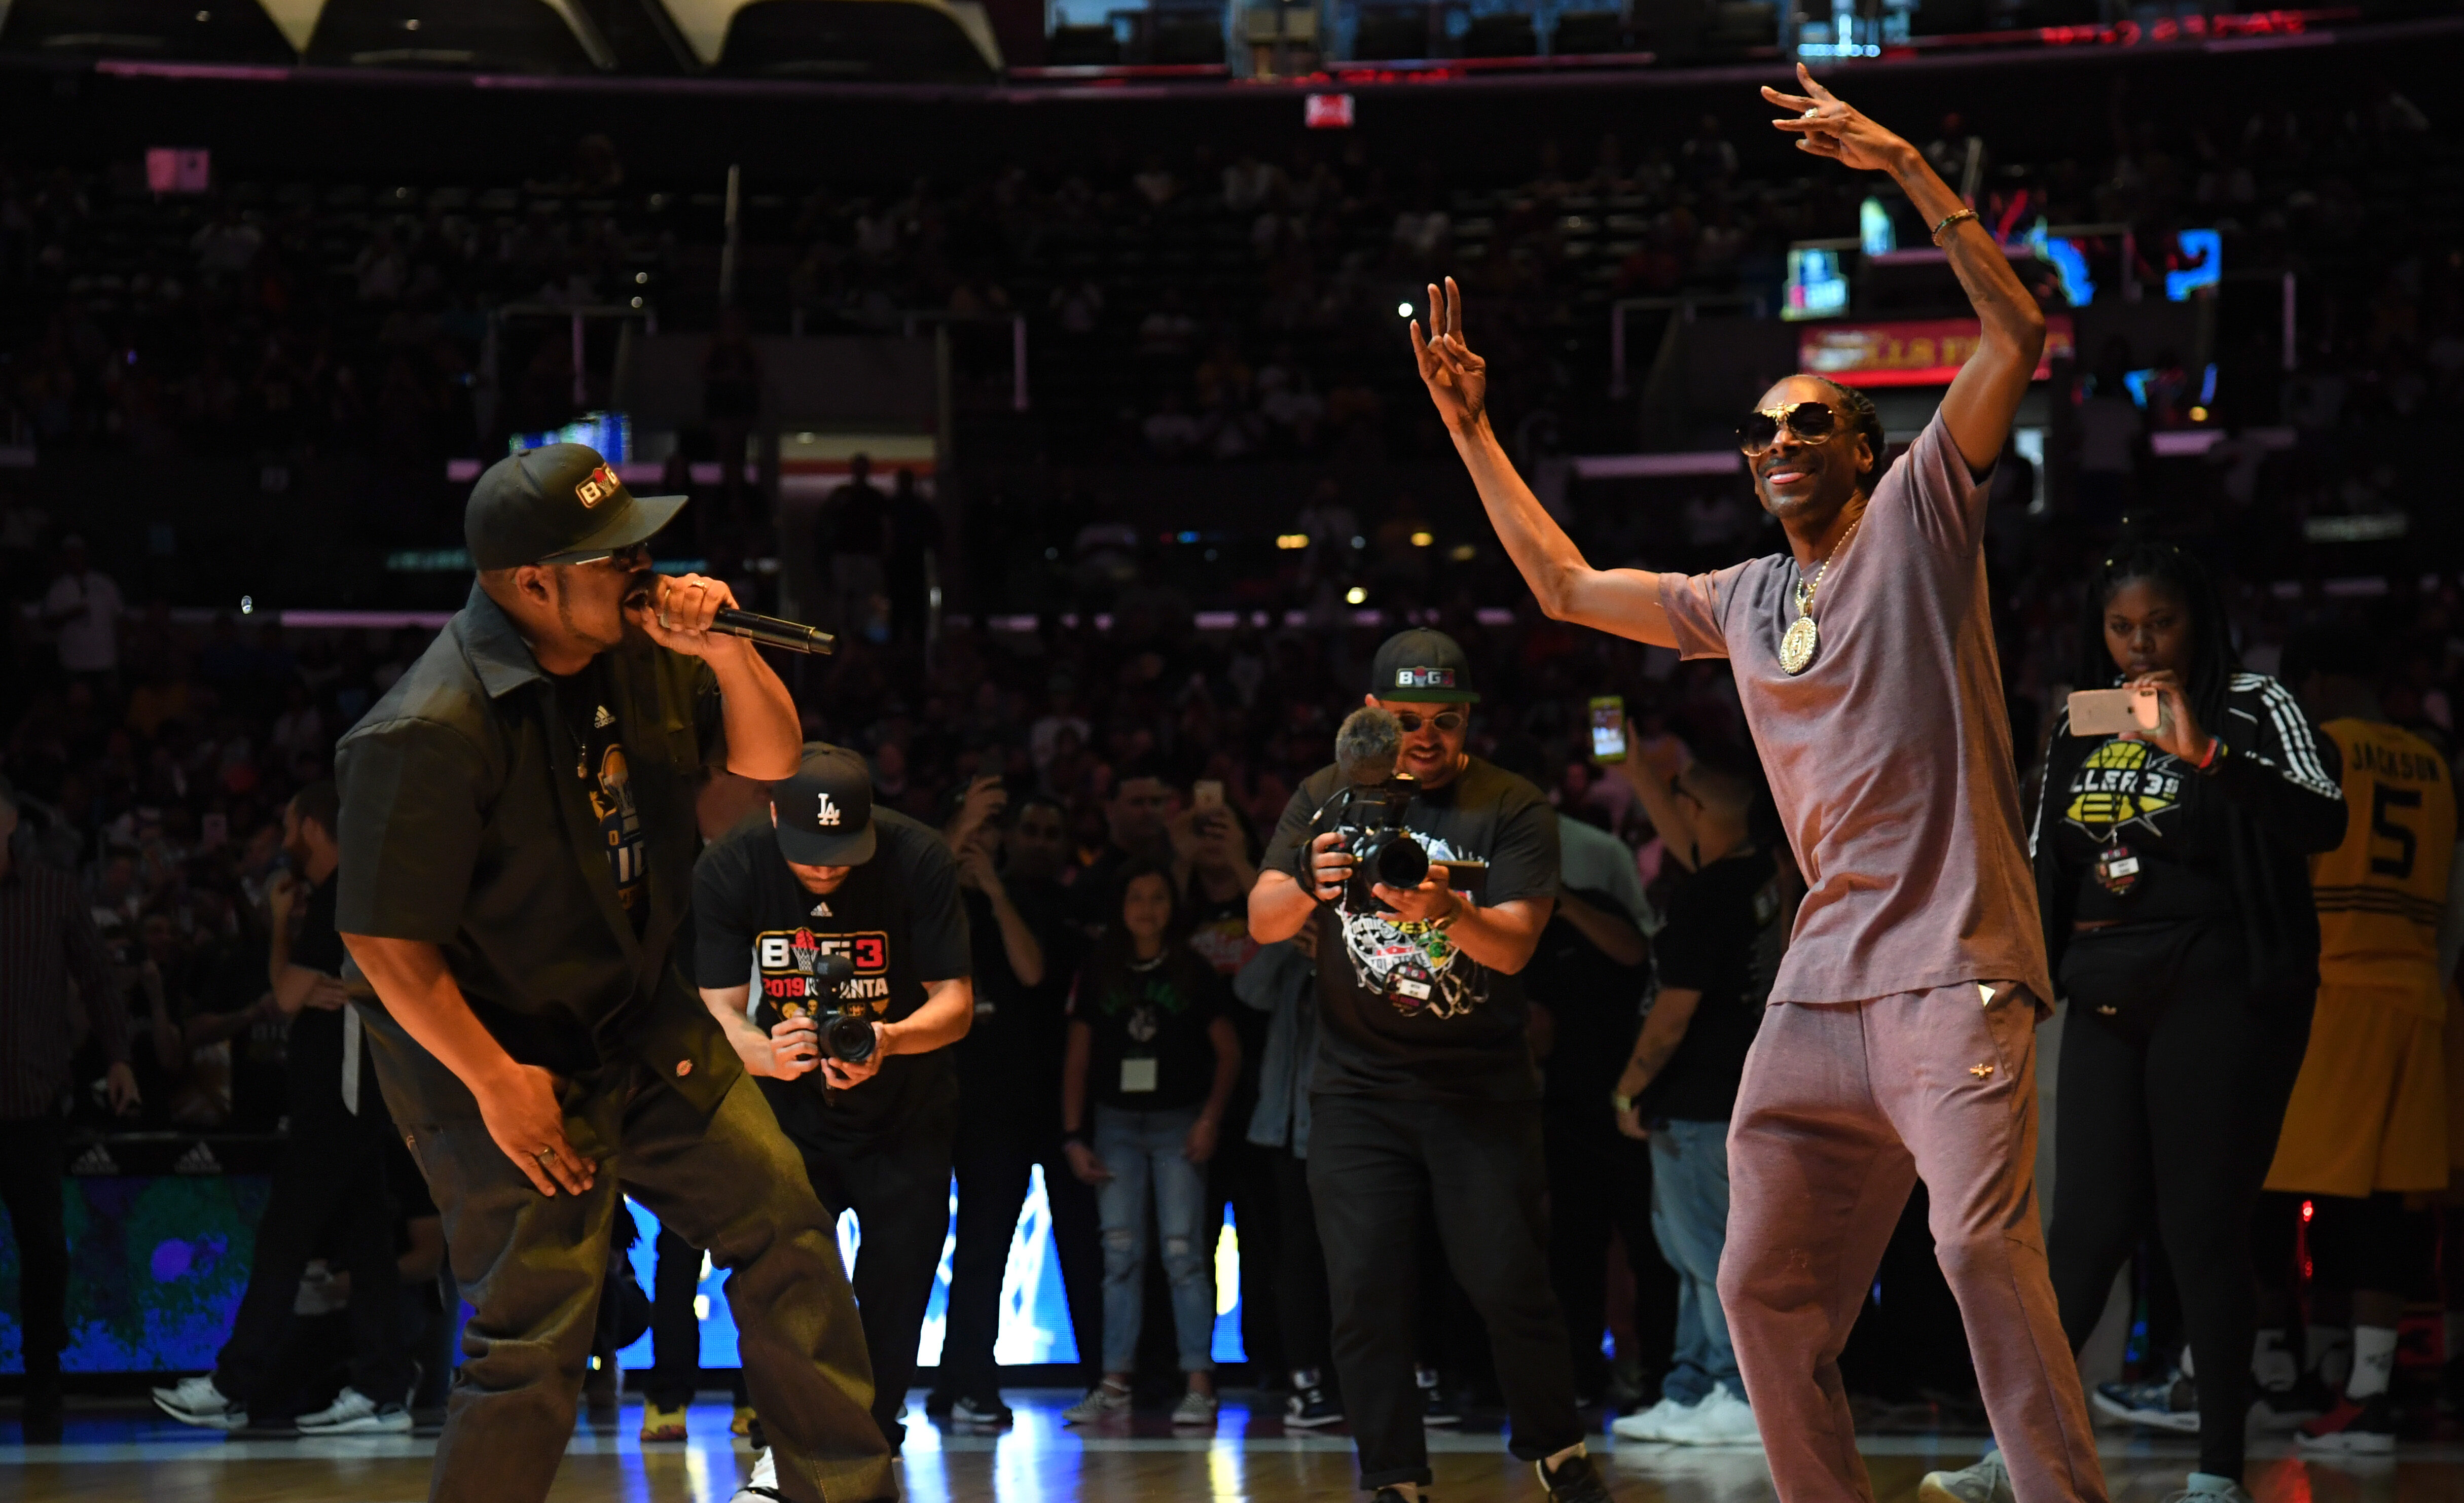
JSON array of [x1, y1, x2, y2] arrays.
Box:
[[1073, 943, 1229, 1114], [551, 659, 649, 931], [952, 875, 1077, 1123], [693, 807, 971, 1146], [2049, 734, 2240, 923], [182, 934, 287, 1131], [1261, 757, 1561, 1102], [1526, 885, 1651, 1112], [1638, 848, 1784, 1123], [284, 874, 380, 1128]]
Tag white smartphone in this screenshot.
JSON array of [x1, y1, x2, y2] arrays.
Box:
[[2068, 687, 2163, 737], [1588, 696, 1627, 764]]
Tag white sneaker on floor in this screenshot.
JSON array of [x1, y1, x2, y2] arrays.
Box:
[[1062, 1382, 1133, 1424], [1917, 1450, 2013, 1503], [295, 1386, 411, 1435], [1610, 1395, 1692, 1442], [1653, 1387, 1761, 1446], [1170, 1389, 1219, 1426], [732, 1447, 787, 1501], [2158, 1480, 2257, 1503], [151, 1374, 246, 1430]]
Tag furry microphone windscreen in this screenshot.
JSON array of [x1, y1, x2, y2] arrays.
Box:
[[1335, 705, 1402, 786]]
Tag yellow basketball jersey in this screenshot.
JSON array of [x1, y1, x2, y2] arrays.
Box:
[[2312, 718, 2457, 1004]]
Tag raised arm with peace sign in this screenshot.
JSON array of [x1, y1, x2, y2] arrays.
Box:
[[1762, 63, 2045, 471]]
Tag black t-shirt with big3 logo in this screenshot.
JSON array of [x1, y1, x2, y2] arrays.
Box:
[[1262, 756, 1560, 1102], [693, 807, 972, 1145], [2049, 733, 2239, 923]]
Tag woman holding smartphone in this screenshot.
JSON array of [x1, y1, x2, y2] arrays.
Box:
[[1969, 541, 2340, 1503]]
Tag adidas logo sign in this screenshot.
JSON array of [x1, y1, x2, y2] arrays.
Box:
[[811, 902, 834, 918], [816, 793, 842, 827], [593, 705, 614, 729]]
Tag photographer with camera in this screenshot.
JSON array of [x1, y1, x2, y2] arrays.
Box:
[[694, 744, 974, 1459], [1251, 629, 1611, 1503]]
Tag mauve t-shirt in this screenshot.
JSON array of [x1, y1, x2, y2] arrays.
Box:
[[1657, 411, 2051, 1008]]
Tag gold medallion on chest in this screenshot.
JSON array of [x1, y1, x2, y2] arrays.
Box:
[[1779, 615, 1820, 675]]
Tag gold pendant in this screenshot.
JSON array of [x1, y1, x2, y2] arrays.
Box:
[[1779, 614, 1819, 675]]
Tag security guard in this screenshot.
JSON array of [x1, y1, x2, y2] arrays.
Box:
[[334, 444, 890, 1503], [695, 744, 974, 1457]]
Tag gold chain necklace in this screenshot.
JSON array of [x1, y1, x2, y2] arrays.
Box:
[[1778, 508, 1864, 676]]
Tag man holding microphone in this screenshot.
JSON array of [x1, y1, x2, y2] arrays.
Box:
[[336, 444, 889, 1503], [1408, 72, 2105, 1503]]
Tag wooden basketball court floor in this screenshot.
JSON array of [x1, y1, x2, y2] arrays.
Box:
[[6, 1391, 2463, 1503]]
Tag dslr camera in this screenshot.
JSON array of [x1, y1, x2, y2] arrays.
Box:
[[1320, 705, 1434, 914], [1334, 774, 1431, 913], [753, 949, 877, 1065]]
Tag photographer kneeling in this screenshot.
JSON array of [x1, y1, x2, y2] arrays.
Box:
[[1251, 630, 1613, 1503], [695, 744, 973, 1471]]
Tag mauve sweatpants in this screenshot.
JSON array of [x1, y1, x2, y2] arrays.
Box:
[[1718, 985, 2108, 1503]]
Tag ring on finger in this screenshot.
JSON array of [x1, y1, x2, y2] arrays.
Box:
[[1802, 106, 1820, 119]]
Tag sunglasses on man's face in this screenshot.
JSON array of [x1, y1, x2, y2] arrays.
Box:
[[1393, 711, 1465, 734], [1737, 401, 1841, 456], [585, 543, 654, 570]]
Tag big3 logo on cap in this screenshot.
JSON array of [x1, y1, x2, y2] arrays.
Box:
[[575, 463, 622, 509]]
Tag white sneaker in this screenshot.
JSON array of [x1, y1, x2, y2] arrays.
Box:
[[1653, 1387, 1761, 1446], [1918, 1450, 2014, 1503], [151, 1374, 246, 1430], [732, 1447, 785, 1501], [1611, 1394, 1692, 1442], [1062, 1381, 1133, 1424], [1171, 1389, 1219, 1426], [2159, 1480, 2257, 1503], [296, 1386, 411, 1435]]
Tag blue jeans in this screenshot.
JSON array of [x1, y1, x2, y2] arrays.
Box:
[[1651, 1119, 1745, 1404], [1093, 1103, 1217, 1374]]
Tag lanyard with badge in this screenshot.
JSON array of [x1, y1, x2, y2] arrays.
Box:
[[1118, 954, 1166, 1094]]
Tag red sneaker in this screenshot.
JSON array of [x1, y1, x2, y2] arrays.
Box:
[[2297, 1393, 2397, 1454]]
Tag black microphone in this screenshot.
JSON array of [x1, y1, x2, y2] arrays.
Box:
[[710, 608, 836, 655]]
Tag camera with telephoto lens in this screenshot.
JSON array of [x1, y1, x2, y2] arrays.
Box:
[[754, 952, 876, 1066], [1320, 704, 1434, 914], [1339, 775, 1430, 913]]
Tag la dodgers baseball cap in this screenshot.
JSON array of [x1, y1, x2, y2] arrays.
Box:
[[1368, 628, 1480, 705], [464, 442, 686, 571], [771, 743, 878, 867]]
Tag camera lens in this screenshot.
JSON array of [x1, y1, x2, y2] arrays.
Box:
[[825, 1012, 878, 1064], [1370, 834, 1429, 889]]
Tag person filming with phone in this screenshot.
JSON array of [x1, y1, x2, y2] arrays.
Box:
[[1925, 542, 2343, 1503], [1250, 629, 1612, 1503]]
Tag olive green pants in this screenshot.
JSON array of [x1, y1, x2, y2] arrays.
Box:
[[380, 1041, 893, 1503]]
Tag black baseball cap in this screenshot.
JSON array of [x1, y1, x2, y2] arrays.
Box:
[[464, 442, 686, 571], [771, 744, 878, 867], [1368, 628, 1480, 705]]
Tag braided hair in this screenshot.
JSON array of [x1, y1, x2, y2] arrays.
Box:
[[2072, 539, 2237, 738], [1809, 375, 1886, 482]]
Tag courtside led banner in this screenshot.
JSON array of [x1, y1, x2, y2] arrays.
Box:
[[1800, 314, 2076, 388]]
